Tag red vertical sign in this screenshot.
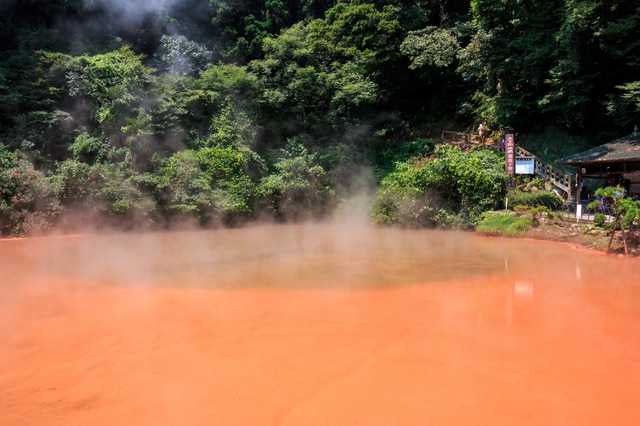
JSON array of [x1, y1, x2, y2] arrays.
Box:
[[505, 134, 515, 175]]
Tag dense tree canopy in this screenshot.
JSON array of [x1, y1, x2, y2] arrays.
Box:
[[0, 0, 638, 235]]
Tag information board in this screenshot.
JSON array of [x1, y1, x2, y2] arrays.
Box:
[[516, 157, 535, 174]]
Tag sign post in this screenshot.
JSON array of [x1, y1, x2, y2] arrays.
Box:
[[505, 133, 516, 188]]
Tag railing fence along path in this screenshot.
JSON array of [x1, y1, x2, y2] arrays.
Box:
[[440, 130, 573, 200]]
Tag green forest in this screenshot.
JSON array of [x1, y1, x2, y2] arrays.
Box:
[[0, 0, 638, 235]]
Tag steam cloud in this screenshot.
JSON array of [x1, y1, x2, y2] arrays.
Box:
[[84, 0, 183, 25], [64, 0, 188, 53]]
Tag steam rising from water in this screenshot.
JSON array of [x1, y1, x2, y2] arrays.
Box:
[[3, 220, 632, 292], [2, 221, 508, 289], [84, 0, 183, 25]]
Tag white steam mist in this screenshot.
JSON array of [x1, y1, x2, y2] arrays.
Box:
[[84, 0, 183, 25], [0, 220, 612, 295]]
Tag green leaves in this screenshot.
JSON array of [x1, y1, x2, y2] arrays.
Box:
[[209, 0, 303, 60], [153, 35, 215, 77], [151, 145, 259, 225], [606, 81, 640, 127], [0, 144, 62, 235], [249, 2, 398, 134], [258, 143, 334, 221], [401, 27, 460, 69], [38, 47, 166, 171], [322, 2, 400, 58], [41, 46, 154, 142], [593, 186, 640, 230], [461, 0, 563, 128], [373, 144, 507, 227]]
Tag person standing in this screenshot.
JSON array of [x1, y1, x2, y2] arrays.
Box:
[[478, 123, 485, 143]]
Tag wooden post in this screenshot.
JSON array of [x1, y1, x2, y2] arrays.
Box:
[[505, 134, 516, 188], [606, 217, 618, 254]]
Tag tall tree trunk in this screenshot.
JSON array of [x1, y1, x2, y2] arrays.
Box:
[[621, 226, 628, 255]]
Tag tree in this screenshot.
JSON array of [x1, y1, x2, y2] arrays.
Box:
[[401, 27, 460, 70], [209, 0, 307, 61], [39, 46, 155, 158], [590, 185, 640, 255], [258, 142, 335, 221], [39, 46, 164, 169], [0, 143, 62, 235], [248, 2, 395, 140], [147, 145, 260, 226], [458, 0, 562, 129], [152, 35, 215, 77], [541, 0, 640, 133], [149, 63, 259, 150], [0, 48, 73, 156], [607, 81, 640, 128], [63, 47, 152, 133]]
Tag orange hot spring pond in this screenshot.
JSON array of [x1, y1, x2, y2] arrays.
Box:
[[1, 223, 640, 425]]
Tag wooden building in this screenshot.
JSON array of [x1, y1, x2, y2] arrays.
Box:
[[557, 127, 640, 197]]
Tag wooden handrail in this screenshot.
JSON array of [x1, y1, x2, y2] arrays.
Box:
[[440, 130, 469, 143], [439, 131, 573, 198]]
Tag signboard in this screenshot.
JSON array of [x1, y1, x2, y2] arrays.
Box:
[[505, 134, 515, 175], [516, 157, 535, 174]]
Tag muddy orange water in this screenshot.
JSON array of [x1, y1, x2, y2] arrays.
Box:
[[1, 223, 640, 425]]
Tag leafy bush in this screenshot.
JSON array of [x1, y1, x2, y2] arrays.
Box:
[[54, 159, 156, 230], [506, 189, 564, 210], [0, 145, 62, 235], [152, 35, 215, 77], [373, 137, 437, 183], [593, 212, 606, 227], [372, 185, 450, 227], [258, 145, 335, 222], [148, 145, 259, 226], [68, 132, 110, 164], [372, 144, 506, 228]]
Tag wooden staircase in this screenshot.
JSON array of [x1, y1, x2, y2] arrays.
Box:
[[440, 131, 574, 200]]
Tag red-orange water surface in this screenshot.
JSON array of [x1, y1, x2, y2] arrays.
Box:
[[1, 224, 640, 425]]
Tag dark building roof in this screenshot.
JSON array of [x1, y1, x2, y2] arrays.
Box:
[[558, 132, 640, 165]]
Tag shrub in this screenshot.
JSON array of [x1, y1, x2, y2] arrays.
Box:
[[149, 145, 260, 226], [373, 137, 437, 182], [506, 189, 564, 210], [258, 145, 335, 222], [372, 144, 506, 228], [0, 145, 62, 235], [593, 212, 606, 227], [54, 159, 157, 230]]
